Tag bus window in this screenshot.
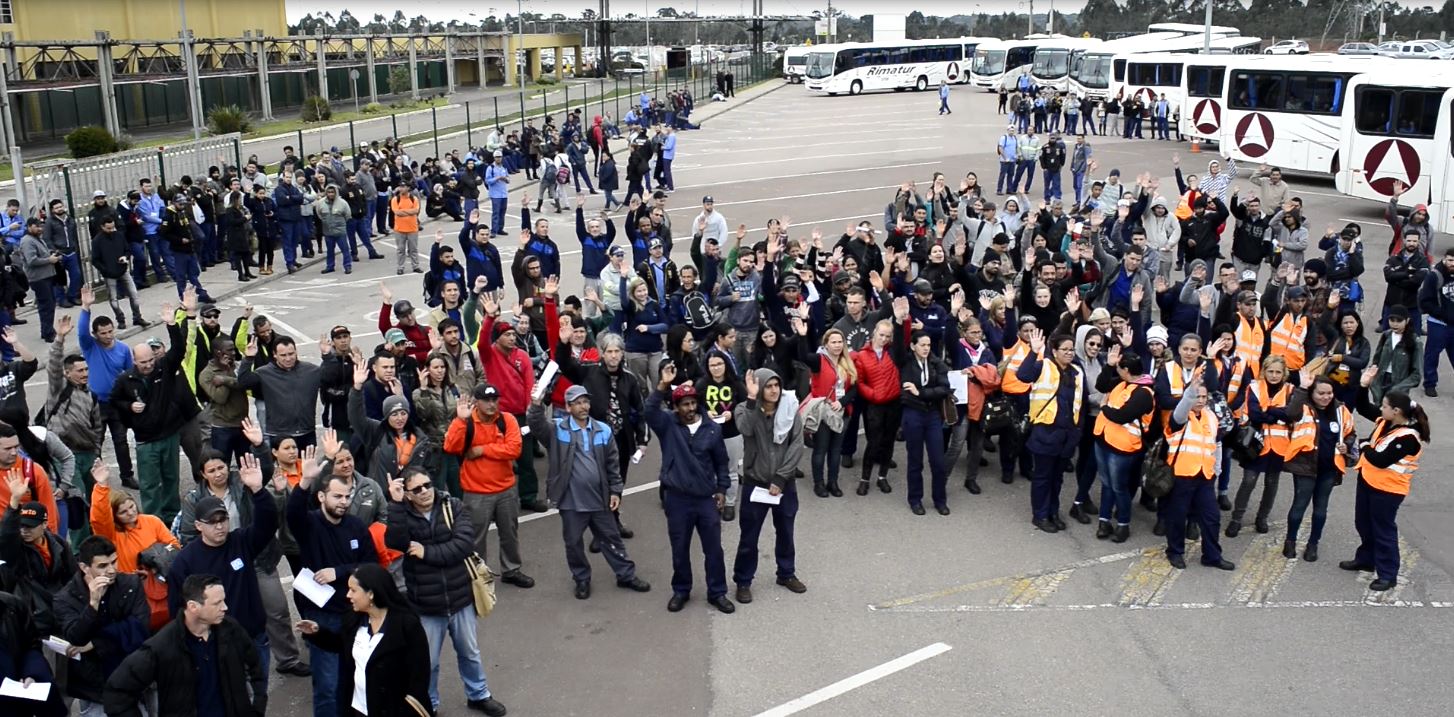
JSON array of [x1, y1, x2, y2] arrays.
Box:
[[1355, 87, 1395, 135], [1285, 74, 1347, 114], [1188, 66, 1225, 98], [1156, 63, 1183, 86], [1008, 46, 1035, 68], [1230, 71, 1285, 110], [1114, 59, 1126, 82], [1396, 90, 1440, 138]]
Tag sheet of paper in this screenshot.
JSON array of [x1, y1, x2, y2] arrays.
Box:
[[293, 568, 337, 608], [0, 678, 50, 701], [42, 637, 80, 661], [631, 448, 645, 465], [750, 486, 782, 505], [948, 372, 970, 404], [532, 361, 560, 402]]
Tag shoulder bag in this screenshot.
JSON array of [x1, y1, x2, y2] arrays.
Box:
[[441, 498, 497, 618], [1140, 434, 1180, 500]]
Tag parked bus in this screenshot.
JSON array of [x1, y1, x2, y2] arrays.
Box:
[[784, 45, 814, 83], [1072, 33, 1260, 102], [970, 35, 1065, 92], [803, 38, 991, 95], [1336, 66, 1454, 230], [1146, 22, 1243, 37], [1031, 37, 1104, 93]]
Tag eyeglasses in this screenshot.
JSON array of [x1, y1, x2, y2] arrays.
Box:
[[406, 484, 433, 495], [1054, 346, 1076, 353]]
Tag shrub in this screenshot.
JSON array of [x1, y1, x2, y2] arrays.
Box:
[[300, 95, 332, 122], [387, 99, 421, 111], [388, 65, 412, 95], [536, 75, 559, 86], [361, 102, 386, 115], [114, 132, 136, 151], [207, 104, 252, 134], [65, 125, 118, 158]]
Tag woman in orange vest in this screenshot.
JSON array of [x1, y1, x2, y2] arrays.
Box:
[[1150, 333, 1219, 532], [1161, 376, 1234, 570], [1281, 375, 1355, 563], [1228, 355, 1294, 538], [1208, 327, 1252, 510], [1093, 351, 1155, 543], [1340, 368, 1430, 590]]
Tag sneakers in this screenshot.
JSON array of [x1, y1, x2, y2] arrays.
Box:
[[467, 697, 508, 716], [776, 576, 807, 593]]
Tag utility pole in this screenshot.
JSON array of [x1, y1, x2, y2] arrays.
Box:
[[1378, 3, 1386, 44], [1048, 0, 1054, 35], [517, 0, 525, 88], [1028, 0, 1035, 37], [180, 0, 203, 140], [1203, 0, 1213, 52], [827, 0, 834, 42]]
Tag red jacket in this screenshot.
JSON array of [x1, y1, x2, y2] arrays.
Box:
[[852, 346, 900, 405], [478, 315, 535, 415], [379, 302, 433, 364]]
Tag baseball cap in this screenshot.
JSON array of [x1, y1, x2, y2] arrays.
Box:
[[1240, 270, 1258, 284], [1285, 286, 1309, 300], [648, 238, 663, 250], [393, 300, 415, 318], [564, 385, 590, 404], [913, 278, 934, 295], [384, 328, 407, 345], [18, 501, 46, 527], [472, 383, 500, 401], [702, 195, 714, 204], [671, 384, 698, 404], [92, 190, 107, 198], [608, 245, 626, 257], [1388, 304, 1410, 320], [193, 496, 227, 523], [330, 325, 351, 338], [382, 395, 410, 417], [199, 304, 221, 318], [779, 273, 802, 290]]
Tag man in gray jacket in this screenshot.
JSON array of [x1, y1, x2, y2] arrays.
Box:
[[731, 368, 807, 605], [19, 217, 60, 343], [236, 334, 323, 450], [714, 250, 763, 370], [46, 315, 104, 515], [313, 184, 353, 275], [528, 385, 651, 600]]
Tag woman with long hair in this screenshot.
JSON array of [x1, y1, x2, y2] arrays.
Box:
[[88, 462, 180, 573], [1281, 375, 1355, 562], [412, 356, 462, 496], [621, 276, 668, 394], [1326, 312, 1370, 408], [221, 190, 256, 281], [298, 563, 435, 717], [697, 352, 746, 521], [795, 322, 858, 498], [1342, 369, 1431, 590], [852, 319, 902, 495], [1228, 354, 1293, 538], [665, 324, 702, 388]]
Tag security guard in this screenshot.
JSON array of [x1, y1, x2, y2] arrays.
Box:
[[1341, 371, 1429, 591], [1162, 376, 1235, 571]]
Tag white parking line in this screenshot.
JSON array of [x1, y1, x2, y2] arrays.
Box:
[[753, 642, 953, 717], [505, 480, 662, 529]]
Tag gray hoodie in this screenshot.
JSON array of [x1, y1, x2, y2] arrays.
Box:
[[716, 267, 763, 331], [732, 368, 805, 490], [1073, 325, 1107, 416], [1142, 195, 1182, 261]]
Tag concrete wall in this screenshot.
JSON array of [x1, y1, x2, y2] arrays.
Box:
[[0, 0, 288, 41]]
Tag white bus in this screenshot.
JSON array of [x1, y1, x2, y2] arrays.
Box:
[[1031, 37, 1104, 94], [1072, 33, 1260, 102], [1336, 67, 1454, 230], [970, 35, 1065, 92], [1111, 52, 1191, 115], [784, 45, 814, 83], [1146, 22, 1243, 37], [803, 38, 989, 95], [1185, 55, 1401, 174]]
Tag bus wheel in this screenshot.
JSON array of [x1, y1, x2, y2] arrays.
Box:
[[916, 76, 928, 91], [850, 80, 863, 96]]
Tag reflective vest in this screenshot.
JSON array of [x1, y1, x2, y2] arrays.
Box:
[[1158, 361, 1205, 429], [1287, 403, 1355, 473], [1356, 419, 1423, 496], [1168, 408, 1219, 479], [1095, 382, 1152, 452], [1252, 380, 1294, 458], [1028, 356, 1084, 426], [1217, 355, 1249, 418], [1235, 314, 1266, 379], [1269, 312, 1308, 370], [1001, 342, 1033, 395]]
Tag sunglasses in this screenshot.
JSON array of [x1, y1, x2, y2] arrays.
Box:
[[406, 484, 433, 495]]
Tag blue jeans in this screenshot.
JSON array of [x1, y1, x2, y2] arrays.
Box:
[[324, 234, 351, 271], [732, 485, 798, 586], [56, 252, 82, 303], [31, 277, 56, 342], [810, 424, 844, 489], [660, 158, 675, 190], [171, 253, 203, 298], [1424, 319, 1454, 388], [143, 234, 168, 280], [420, 608, 490, 706], [253, 632, 271, 681], [127, 242, 149, 286], [301, 607, 342, 717], [1096, 443, 1138, 525], [1015, 160, 1036, 192], [346, 217, 376, 257], [902, 407, 947, 508], [280, 220, 303, 266], [572, 163, 595, 193], [997, 161, 1016, 193], [1065, 114, 1078, 134], [1043, 170, 1062, 202], [489, 197, 507, 236], [664, 488, 727, 599], [1072, 171, 1086, 207], [1156, 116, 1170, 139], [1287, 469, 1338, 544]]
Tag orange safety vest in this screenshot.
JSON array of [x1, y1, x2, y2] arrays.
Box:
[[1356, 419, 1423, 496], [1168, 408, 1219, 479], [1001, 342, 1033, 395], [1235, 314, 1266, 379], [1287, 403, 1356, 472], [1269, 312, 1308, 371], [1217, 355, 1249, 418], [1095, 382, 1152, 453], [1252, 380, 1294, 458], [1158, 361, 1205, 430]]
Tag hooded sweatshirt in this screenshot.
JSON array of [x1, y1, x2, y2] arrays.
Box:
[[731, 368, 805, 491], [1073, 325, 1108, 416], [1142, 196, 1181, 259]]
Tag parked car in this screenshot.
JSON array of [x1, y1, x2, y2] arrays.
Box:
[[1338, 42, 1381, 55], [1392, 40, 1454, 59], [1265, 40, 1310, 55]]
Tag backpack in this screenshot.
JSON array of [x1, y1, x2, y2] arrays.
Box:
[[681, 290, 717, 331], [556, 163, 571, 185]]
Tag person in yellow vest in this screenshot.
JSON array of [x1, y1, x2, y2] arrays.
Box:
[[1092, 350, 1154, 543], [996, 315, 1040, 484], [1281, 375, 1355, 562], [1162, 376, 1235, 571], [1208, 327, 1252, 510], [1230, 289, 1267, 379], [1266, 281, 1314, 378], [1014, 329, 1088, 533], [1340, 368, 1429, 590], [1228, 355, 1294, 537], [1151, 334, 1219, 533]]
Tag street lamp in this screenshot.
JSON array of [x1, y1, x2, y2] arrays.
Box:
[[518, 0, 526, 88]]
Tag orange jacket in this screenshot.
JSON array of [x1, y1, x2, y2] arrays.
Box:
[[444, 410, 523, 494], [965, 363, 1003, 422], [0, 459, 58, 534], [90, 483, 181, 573]]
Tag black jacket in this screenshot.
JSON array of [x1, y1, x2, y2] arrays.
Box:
[[103, 616, 266, 717], [53, 572, 151, 703], [301, 608, 431, 717], [110, 320, 190, 442], [1179, 200, 1230, 262], [384, 497, 475, 617], [0, 591, 65, 716], [1384, 249, 1429, 310], [90, 227, 132, 279], [0, 507, 78, 637], [554, 342, 649, 446]]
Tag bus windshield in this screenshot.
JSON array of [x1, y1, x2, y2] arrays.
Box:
[[1033, 50, 1070, 78], [1075, 55, 1114, 89], [806, 51, 837, 79], [787, 56, 807, 67], [974, 49, 1007, 75]]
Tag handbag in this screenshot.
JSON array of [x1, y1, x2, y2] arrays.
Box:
[[1229, 423, 1263, 465], [1141, 436, 1177, 500], [442, 498, 496, 618], [981, 393, 1015, 434], [940, 396, 959, 425]]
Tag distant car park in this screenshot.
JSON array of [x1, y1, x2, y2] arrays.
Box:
[[1338, 42, 1380, 55], [1265, 40, 1309, 54]]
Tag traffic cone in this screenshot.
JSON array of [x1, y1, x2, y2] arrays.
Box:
[[1190, 138, 1202, 154]]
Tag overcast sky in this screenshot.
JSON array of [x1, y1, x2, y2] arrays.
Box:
[[285, 0, 1055, 23]]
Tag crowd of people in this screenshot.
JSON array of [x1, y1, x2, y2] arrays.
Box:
[[0, 76, 1443, 716]]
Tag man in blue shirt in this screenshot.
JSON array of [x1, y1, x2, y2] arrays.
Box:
[[938, 81, 951, 115], [1155, 94, 1172, 140], [136, 178, 170, 284], [484, 151, 510, 238], [660, 127, 678, 192], [996, 125, 1019, 194], [79, 291, 137, 488]]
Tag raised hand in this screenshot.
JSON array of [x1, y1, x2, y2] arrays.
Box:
[[659, 361, 678, 388], [299, 446, 322, 487], [543, 275, 560, 295], [379, 281, 394, 305], [744, 367, 759, 401], [1028, 327, 1046, 355], [90, 461, 110, 488], [735, 223, 747, 243], [239, 453, 264, 492], [181, 287, 197, 314], [519, 228, 532, 247], [1360, 365, 1378, 388], [387, 476, 405, 503], [80, 285, 94, 309], [241, 417, 264, 447], [456, 396, 474, 420]]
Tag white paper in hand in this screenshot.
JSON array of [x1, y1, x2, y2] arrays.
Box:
[[948, 372, 970, 405], [293, 568, 337, 608], [750, 486, 782, 505], [0, 678, 50, 701], [42, 637, 80, 661], [533, 361, 560, 403], [631, 448, 644, 464]]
